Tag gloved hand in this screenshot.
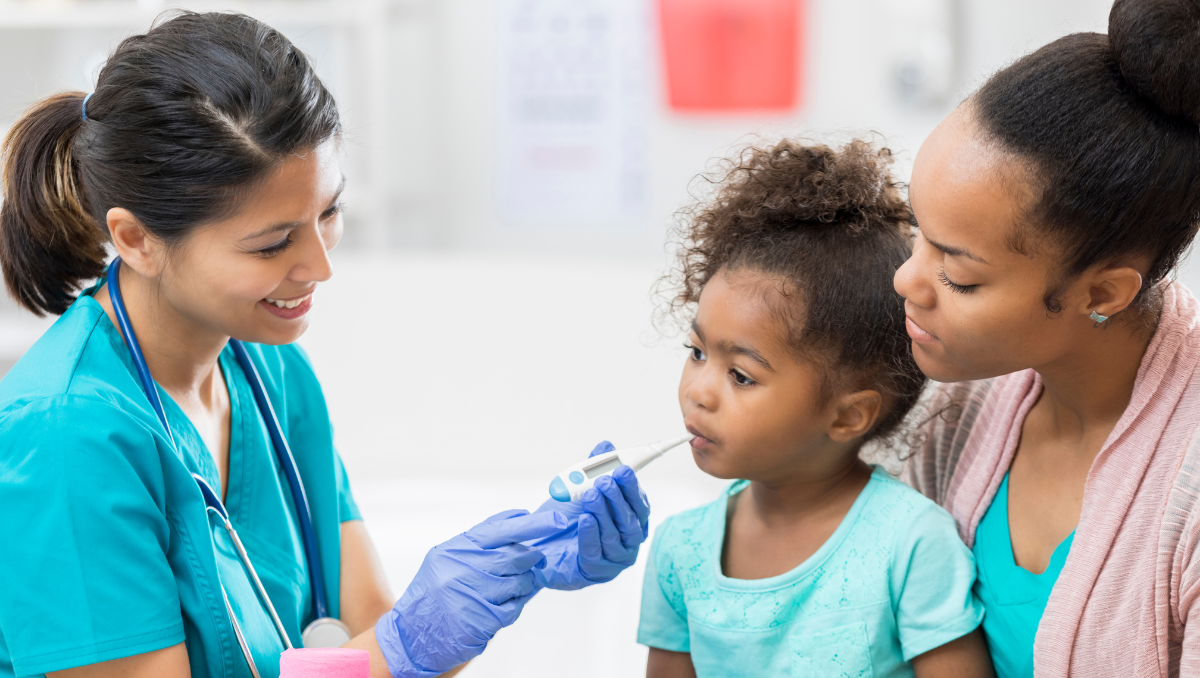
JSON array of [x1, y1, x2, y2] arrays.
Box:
[[528, 441, 652, 591], [375, 509, 568, 678]]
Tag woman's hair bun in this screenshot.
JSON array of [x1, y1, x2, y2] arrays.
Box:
[[1109, 0, 1200, 125]]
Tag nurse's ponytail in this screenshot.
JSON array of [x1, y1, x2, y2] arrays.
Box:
[[1, 92, 107, 317], [0, 11, 341, 317]]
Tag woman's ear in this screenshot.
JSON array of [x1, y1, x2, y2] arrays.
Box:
[[828, 390, 883, 443], [107, 207, 166, 277], [1078, 264, 1144, 321]]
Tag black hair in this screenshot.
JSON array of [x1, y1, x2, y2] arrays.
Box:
[[973, 0, 1200, 313], [0, 11, 341, 316], [663, 138, 926, 442]]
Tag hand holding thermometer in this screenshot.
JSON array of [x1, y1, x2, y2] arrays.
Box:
[[549, 435, 693, 502]]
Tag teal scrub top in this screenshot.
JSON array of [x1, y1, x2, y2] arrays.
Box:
[[0, 290, 361, 678], [973, 473, 1074, 678], [638, 468, 985, 677]]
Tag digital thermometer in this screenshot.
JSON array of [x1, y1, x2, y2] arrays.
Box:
[[548, 435, 693, 502]]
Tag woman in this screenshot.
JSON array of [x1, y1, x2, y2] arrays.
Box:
[[894, 0, 1200, 676], [0, 13, 649, 678]]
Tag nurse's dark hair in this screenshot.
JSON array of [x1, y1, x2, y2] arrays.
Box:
[[0, 11, 340, 316], [973, 0, 1200, 313], [661, 138, 925, 443]]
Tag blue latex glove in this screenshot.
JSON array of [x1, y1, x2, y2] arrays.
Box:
[[375, 509, 568, 677], [528, 441, 653, 590]]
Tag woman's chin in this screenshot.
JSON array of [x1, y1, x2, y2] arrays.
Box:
[[233, 317, 310, 346]]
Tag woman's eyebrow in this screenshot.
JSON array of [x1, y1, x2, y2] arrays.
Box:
[[241, 177, 347, 241], [925, 234, 989, 264]]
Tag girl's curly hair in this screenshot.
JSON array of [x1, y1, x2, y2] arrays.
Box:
[[661, 138, 925, 442]]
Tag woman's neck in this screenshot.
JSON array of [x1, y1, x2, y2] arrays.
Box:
[[1034, 312, 1158, 442], [93, 267, 228, 399]]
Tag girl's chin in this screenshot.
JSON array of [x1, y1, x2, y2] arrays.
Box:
[[691, 448, 740, 480]]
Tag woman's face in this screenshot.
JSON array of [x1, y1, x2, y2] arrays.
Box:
[[893, 107, 1093, 383], [149, 139, 344, 346]]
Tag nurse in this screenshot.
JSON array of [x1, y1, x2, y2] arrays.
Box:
[[0, 12, 649, 678], [895, 0, 1200, 676]]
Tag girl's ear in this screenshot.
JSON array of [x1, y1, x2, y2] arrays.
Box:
[[828, 390, 883, 443]]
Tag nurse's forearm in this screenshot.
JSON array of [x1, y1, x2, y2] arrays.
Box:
[[339, 520, 397, 635], [343, 629, 467, 678]]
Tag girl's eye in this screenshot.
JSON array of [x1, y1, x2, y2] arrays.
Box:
[[684, 343, 706, 361], [256, 235, 295, 258], [938, 269, 978, 294], [731, 369, 756, 386]]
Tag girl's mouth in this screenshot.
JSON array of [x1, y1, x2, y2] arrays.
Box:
[[260, 293, 313, 320], [686, 425, 716, 450]]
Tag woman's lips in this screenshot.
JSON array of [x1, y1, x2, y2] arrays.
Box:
[[259, 294, 313, 320], [905, 315, 939, 345]]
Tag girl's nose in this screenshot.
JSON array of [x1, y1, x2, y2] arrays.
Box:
[[683, 364, 720, 411]]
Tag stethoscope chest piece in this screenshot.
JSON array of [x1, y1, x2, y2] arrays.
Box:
[[302, 617, 352, 648]]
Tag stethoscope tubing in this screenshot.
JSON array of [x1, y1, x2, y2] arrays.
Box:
[[196, 474, 294, 652], [105, 258, 341, 668], [228, 340, 330, 620]]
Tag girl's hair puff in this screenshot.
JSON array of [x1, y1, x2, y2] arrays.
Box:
[[661, 138, 924, 442]]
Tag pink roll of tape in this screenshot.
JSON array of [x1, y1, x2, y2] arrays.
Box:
[[279, 648, 369, 678]]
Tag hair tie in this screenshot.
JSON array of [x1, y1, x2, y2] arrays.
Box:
[[81, 93, 92, 122]]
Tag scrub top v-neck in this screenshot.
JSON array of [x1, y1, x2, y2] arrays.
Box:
[[0, 290, 361, 678], [973, 472, 1075, 678]]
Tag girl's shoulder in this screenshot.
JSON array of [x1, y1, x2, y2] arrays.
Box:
[[858, 469, 963, 551]]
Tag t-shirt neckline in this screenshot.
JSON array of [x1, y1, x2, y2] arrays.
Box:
[[712, 466, 884, 592]]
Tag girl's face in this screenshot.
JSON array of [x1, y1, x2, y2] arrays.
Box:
[[137, 139, 344, 346], [893, 107, 1099, 382], [678, 269, 842, 481]]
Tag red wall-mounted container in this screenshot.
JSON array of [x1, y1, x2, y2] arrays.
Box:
[[657, 0, 803, 112]]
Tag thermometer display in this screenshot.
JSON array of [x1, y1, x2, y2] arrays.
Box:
[[548, 435, 692, 502]]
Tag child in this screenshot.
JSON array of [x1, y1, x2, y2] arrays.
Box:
[[639, 139, 992, 678]]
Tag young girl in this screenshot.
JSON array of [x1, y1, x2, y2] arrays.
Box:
[[638, 139, 993, 677]]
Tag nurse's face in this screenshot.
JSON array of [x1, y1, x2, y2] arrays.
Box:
[[893, 106, 1096, 382], [154, 139, 343, 346]]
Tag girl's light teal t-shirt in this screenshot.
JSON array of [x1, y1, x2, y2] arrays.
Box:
[[972, 473, 1074, 678], [0, 292, 360, 678], [638, 467, 985, 678]]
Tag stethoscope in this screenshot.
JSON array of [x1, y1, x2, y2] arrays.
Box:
[[106, 258, 350, 677]]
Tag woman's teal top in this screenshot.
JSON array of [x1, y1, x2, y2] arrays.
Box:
[[973, 473, 1074, 678], [0, 291, 360, 678]]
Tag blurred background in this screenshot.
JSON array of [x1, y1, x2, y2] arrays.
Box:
[[0, 0, 1186, 675]]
